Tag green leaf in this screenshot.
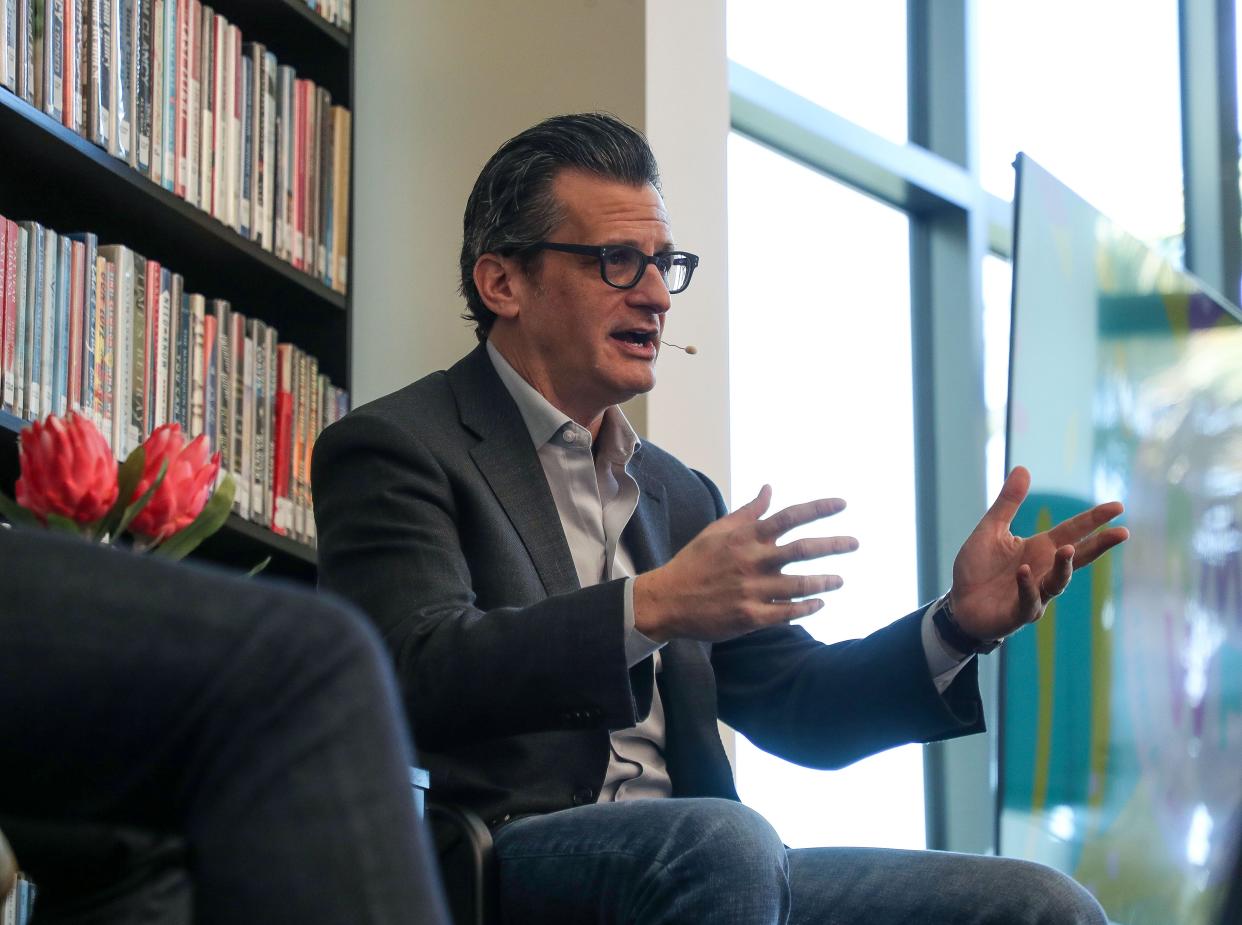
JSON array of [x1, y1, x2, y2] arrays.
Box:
[[44, 513, 86, 536], [246, 556, 272, 578], [151, 475, 236, 561], [95, 446, 146, 541], [115, 458, 169, 538], [0, 492, 42, 528]]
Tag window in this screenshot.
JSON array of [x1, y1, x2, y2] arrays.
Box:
[[727, 0, 907, 144], [977, 0, 1184, 248], [727, 131, 924, 849]]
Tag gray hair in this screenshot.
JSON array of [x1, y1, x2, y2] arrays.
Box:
[[459, 113, 662, 340]]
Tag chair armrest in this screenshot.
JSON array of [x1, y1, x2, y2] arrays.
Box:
[[427, 802, 497, 925]]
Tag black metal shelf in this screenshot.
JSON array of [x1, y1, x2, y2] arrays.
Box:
[[0, 411, 317, 583], [0, 89, 349, 385]]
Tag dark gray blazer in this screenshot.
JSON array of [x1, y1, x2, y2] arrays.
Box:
[[312, 344, 984, 826]]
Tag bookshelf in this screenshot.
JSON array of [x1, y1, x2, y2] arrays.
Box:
[[0, 0, 354, 584]]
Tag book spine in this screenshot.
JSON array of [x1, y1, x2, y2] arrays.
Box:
[[16, 0, 30, 102], [100, 254, 114, 449], [262, 323, 275, 524], [46, 0, 63, 121], [316, 87, 329, 283], [211, 297, 227, 465], [271, 341, 291, 535], [336, 106, 349, 292], [113, 0, 130, 160], [0, 220, 11, 413], [188, 291, 203, 436], [154, 265, 169, 426], [13, 225, 29, 418], [200, 304, 215, 450], [208, 11, 222, 219], [23, 224, 42, 418], [239, 48, 251, 239], [160, 0, 174, 188], [186, 0, 199, 206], [66, 238, 82, 411], [197, 3, 212, 214], [76, 0, 87, 132], [305, 355, 318, 545], [61, 0, 75, 129], [52, 233, 69, 416], [89, 0, 107, 146], [171, 271, 185, 427], [257, 48, 274, 250], [128, 252, 144, 446], [173, 0, 187, 196], [29, 0, 42, 110], [248, 317, 265, 522], [231, 310, 248, 517], [135, 0, 150, 173], [148, 0, 162, 183], [91, 253, 104, 428], [228, 22, 239, 231], [1, 0, 16, 91]]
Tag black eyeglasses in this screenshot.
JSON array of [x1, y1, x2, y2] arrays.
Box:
[[523, 242, 700, 294]]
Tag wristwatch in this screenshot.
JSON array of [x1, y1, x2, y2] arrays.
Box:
[[933, 596, 1003, 655]]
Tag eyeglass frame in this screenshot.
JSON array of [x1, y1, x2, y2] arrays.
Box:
[[513, 242, 700, 294]]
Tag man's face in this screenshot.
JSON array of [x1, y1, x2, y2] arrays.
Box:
[[494, 169, 675, 428]]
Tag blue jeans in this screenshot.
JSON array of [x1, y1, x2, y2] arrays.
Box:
[[0, 529, 448, 924], [494, 797, 1107, 924]]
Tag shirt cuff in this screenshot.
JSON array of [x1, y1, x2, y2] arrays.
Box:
[[624, 577, 666, 667], [922, 593, 973, 694]]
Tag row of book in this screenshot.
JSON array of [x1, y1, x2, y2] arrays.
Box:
[[0, 875, 35, 925], [0, 0, 352, 295], [0, 212, 348, 547], [302, 0, 350, 33]]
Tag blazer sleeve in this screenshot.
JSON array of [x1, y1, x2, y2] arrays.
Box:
[[312, 408, 645, 750]]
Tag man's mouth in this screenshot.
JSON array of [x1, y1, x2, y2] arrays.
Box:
[[611, 330, 659, 348]]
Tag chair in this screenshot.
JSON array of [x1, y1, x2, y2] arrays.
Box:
[[427, 801, 497, 925]]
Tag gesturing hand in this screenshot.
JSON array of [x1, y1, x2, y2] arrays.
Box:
[[948, 466, 1129, 642], [633, 485, 858, 644]]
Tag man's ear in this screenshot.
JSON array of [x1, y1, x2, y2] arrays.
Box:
[[474, 254, 523, 321]]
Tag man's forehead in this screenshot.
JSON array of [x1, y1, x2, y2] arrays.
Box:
[[551, 170, 671, 234]]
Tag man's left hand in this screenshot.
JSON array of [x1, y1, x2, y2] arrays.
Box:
[[948, 465, 1129, 643]]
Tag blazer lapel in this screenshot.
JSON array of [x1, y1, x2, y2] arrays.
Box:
[[624, 446, 671, 574], [449, 346, 580, 597]]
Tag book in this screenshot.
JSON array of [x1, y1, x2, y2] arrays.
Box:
[[174, 0, 189, 197], [170, 270, 185, 428], [97, 244, 131, 455], [230, 309, 248, 517], [160, 0, 175, 188], [20, 222, 42, 419], [270, 340, 291, 535], [13, 224, 29, 417], [112, 0, 131, 161], [1, 0, 16, 91], [89, 0, 111, 148], [238, 48, 251, 239], [52, 231, 70, 416], [333, 105, 349, 293], [0, 218, 14, 413], [187, 290, 203, 436], [100, 253, 115, 446], [149, 0, 163, 183], [153, 264, 169, 427], [135, 0, 151, 173]]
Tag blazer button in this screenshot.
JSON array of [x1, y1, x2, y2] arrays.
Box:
[[572, 787, 595, 805]]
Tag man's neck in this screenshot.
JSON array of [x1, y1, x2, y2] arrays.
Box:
[[486, 336, 607, 439]]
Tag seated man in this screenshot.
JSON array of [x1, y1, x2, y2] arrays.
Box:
[[312, 112, 1128, 924], [0, 527, 448, 925]]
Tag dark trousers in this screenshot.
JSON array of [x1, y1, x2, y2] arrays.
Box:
[[0, 528, 448, 924]]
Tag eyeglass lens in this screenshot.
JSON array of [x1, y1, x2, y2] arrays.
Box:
[[602, 247, 693, 293]]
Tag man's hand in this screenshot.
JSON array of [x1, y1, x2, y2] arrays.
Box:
[[633, 485, 857, 643], [948, 466, 1129, 642]]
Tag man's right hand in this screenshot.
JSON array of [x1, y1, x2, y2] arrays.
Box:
[[632, 485, 857, 643]]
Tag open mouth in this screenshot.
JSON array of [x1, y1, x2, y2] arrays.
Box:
[[611, 330, 659, 348]]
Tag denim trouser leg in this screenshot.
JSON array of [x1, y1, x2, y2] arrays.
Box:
[[493, 797, 1108, 924], [493, 798, 791, 924], [787, 846, 1108, 925]]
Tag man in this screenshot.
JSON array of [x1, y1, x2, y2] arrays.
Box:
[[312, 113, 1128, 923], [0, 527, 449, 925]]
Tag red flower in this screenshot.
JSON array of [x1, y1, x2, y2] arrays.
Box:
[[16, 413, 119, 525], [129, 424, 221, 542]]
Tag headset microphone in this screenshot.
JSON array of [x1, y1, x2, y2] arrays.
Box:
[[661, 341, 698, 355]]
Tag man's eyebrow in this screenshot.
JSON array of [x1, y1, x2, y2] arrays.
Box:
[[605, 238, 678, 252]]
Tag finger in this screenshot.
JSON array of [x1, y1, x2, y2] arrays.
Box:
[[1039, 545, 1075, 601], [1070, 526, 1130, 570], [748, 596, 826, 627], [1016, 563, 1040, 622], [765, 535, 859, 569], [750, 573, 844, 602], [755, 497, 847, 543], [982, 466, 1031, 530], [1047, 501, 1125, 547], [724, 484, 773, 524]]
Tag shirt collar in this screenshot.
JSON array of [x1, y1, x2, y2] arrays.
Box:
[[486, 341, 641, 461]]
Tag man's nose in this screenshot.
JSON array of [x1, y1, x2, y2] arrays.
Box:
[[629, 262, 672, 313]]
